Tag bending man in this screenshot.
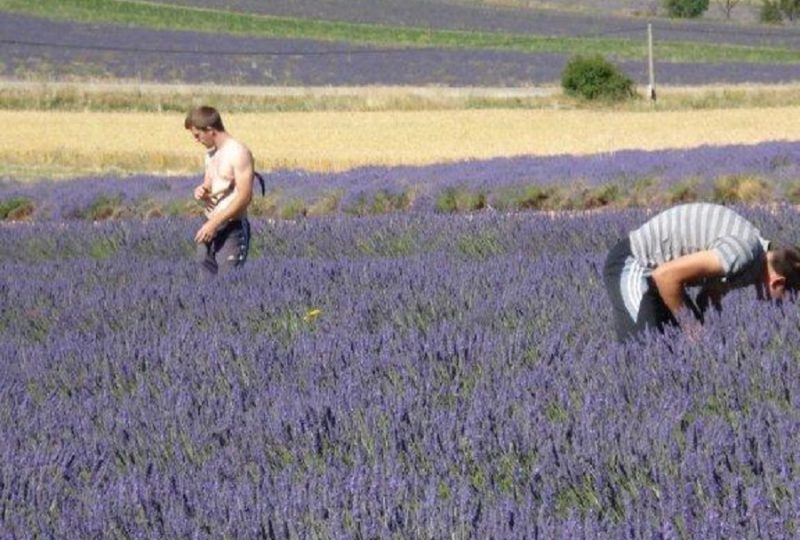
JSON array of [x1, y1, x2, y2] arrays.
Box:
[[603, 202, 800, 341], [185, 105, 255, 276]]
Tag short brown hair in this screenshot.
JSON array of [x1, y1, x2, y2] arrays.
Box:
[[771, 245, 800, 290], [184, 105, 225, 131]]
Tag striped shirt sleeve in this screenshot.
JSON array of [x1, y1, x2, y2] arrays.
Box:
[[710, 235, 761, 276]]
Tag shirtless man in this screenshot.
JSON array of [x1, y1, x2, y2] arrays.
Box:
[[185, 105, 256, 276]]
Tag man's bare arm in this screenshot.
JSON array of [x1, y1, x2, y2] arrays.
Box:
[[651, 250, 725, 317]]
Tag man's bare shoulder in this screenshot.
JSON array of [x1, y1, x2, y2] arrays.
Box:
[[222, 138, 254, 166]]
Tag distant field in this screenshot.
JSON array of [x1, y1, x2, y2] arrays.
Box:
[[2, 0, 798, 63], [7, 106, 800, 177], [3, 4, 799, 87], [110, 0, 789, 42]]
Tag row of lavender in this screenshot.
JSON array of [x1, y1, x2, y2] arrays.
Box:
[[3, 12, 799, 86], [3, 142, 800, 220], [146, 0, 800, 47], [3, 209, 800, 537]]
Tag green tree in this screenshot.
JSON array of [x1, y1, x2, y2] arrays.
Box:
[[717, 0, 741, 19], [760, 0, 784, 22], [779, 0, 800, 20], [561, 55, 636, 102], [664, 0, 710, 17]]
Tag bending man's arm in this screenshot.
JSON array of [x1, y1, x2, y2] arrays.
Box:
[[651, 250, 725, 317]]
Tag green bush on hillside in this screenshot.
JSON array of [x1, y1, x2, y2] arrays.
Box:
[[760, 0, 784, 22], [664, 0, 709, 17], [777, 0, 800, 22], [561, 55, 636, 102], [779, 0, 800, 20]]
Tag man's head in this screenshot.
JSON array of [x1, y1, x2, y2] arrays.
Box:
[[765, 245, 800, 299], [185, 106, 225, 149]]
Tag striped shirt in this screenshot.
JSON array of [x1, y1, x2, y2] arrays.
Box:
[[619, 203, 769, 321]]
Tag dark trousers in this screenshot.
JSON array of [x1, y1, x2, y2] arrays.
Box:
[[603, 238, 701, 342], [196, 218, 251, 276]]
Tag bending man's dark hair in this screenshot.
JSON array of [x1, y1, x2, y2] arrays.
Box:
[[771, 245, 800, 291]]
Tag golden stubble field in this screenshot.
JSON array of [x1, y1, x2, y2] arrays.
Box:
[[6, 106, 800, 177]]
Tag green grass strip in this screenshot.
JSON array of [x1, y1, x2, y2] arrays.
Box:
[[1, 0, 799, 63]]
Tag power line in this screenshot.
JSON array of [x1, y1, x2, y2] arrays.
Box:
[[0, 38, 422, 57], [651, 24, 800, 41], [0, 28, 691, 58], [575, 22, 800, 42], [576, 27, 648, 39], [0, 31, 649, 57]]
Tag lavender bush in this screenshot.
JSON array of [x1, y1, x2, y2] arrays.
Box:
[[3, 141, 800, 220], [2, 12, 800, 86], [2, 207, 800, 538]]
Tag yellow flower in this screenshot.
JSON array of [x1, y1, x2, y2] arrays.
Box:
[[303, 308, 322, 322]]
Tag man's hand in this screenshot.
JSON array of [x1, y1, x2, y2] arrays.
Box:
[[194, 185, 210, 201], [194, 221, 217, 244], [676, 309, 704, 342], [696, 282, 724, 314]]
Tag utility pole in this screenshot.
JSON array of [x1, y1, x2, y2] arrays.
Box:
[[647, 23, 656, 102]]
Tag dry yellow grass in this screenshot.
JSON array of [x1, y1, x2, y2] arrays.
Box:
[[6, 107, 800, 177]]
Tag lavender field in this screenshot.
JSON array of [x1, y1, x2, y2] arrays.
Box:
[[4, 140, 800, 536], [4, 1, 800, 537], [3, 204, 800, 537], [143, 0, 800, 47], [2, 11, 800, 86], [3, 141, 800, 220]]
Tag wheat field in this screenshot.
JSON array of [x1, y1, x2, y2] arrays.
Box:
[[7, 106, 800, 177]]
